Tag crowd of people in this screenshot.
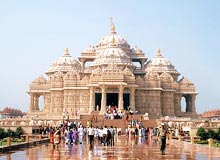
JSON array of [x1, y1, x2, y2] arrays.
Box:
[[46, 118, 187, 156], [48, 120, 123, 149], [104, 105, 124, 119]]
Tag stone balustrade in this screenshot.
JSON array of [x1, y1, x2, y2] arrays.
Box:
[[0, 136, 49, 153]]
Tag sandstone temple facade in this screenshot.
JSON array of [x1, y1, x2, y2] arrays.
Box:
[[28, 20, 198, 118]]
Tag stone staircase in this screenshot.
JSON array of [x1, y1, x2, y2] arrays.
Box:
[[77, 113, 159, 133]]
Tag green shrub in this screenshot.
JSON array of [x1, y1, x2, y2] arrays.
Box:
[[16, 139, 23, 143], [196, 140, 208, 144], [1, 138, 7, 142], [11, 138, 23, 142]]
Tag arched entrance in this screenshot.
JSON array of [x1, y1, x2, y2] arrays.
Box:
[[181, 94, 192, 112], [38, 95, 44, 111]]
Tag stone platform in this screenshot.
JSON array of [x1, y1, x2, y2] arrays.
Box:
[[1, 136, 220, 160]]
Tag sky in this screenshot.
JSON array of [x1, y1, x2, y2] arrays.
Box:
[[0, 0, 220, 114]]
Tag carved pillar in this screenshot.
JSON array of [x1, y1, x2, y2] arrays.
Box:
[[33, 95, 39, 111], [42, 94, 45, 111], [81, 59, 86, 71], [118, 85, 124, 111], [191, 94, 196, 113], [141, 59, 145, 71], [29, 93, 34, 112], [186, 95, 192, 112], [174, 94, 181, 116], [100, 86, 106, 114], [130, 87, 135, 111], [89, 87, 95, 113]]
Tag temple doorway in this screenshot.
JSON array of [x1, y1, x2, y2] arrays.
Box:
[[123, 93, 130, 110], [107, 93, 118, 107], [95, 93, 101, 111]]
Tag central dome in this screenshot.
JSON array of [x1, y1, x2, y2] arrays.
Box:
[[92, 45, 133, 67], [95, 19, 130, 52], [96, 33, 130, 49]]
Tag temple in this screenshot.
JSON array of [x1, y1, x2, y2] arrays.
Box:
[[27, 20, 198, 118]]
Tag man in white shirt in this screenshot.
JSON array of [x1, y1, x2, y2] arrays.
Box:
[[102, 125, 108, 145], [78, 125, 85, 144], [87, 125, 95, 145]]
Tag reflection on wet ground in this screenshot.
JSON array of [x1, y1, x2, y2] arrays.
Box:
[[1, 136, 220, 160]]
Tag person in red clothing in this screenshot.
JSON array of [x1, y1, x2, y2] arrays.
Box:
[[49, 127, 55, 146], [53, 128, 61, 149]]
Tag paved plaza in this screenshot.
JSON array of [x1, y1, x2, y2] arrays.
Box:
[[1, 136, 220, 160]]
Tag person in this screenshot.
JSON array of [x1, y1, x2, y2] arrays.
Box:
[[78, 125, 85, 144], [87, 120, 90, 128], [102, 125, 108, 145], [158, 123, 168, 155], [66, 128, 73, 144], [126, 114, 129, 122], [72, 127, 78, 144], [106, 130, 111, 146], [153, 127, 159, 144], [53, 128, 61, 149], [109, 126, 115, 146], [49, 127, 55, 146], [87, 125, 95, 145]]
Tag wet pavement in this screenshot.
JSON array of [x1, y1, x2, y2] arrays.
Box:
[[1, 136, 220, 160]]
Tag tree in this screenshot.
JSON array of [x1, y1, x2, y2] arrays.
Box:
[[6, 128, 15, 137], [215, 128, 220, 140], [207, 128, 216, 139], [197, 127, 208, 140], [15, 127, 23, 138], [0, 128, 5, 139]]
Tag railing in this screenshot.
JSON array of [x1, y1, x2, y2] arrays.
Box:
[[161, 116, 191, 121]]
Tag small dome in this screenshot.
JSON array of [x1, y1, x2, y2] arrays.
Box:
[[91, 45, 133, 67], [82, 45, 96, 53], [131, 46, 143, 53], [32, 76, 47, 84], [145, 49, 179, 76], [46, 48, 82, 75]]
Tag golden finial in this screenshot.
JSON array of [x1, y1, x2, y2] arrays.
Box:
[[110, 17, 116, 33], [111, 35, 115, 44], [157, 48, 161, 56], [65, 48, 69, 55]]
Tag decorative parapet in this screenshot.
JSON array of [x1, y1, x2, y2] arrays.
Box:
[[29, 84, 49, 91]]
